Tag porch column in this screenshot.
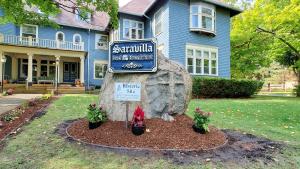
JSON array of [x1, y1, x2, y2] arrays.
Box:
[[36, 59, 41, 78], [80, 56, 85, 85], [55, 55, 60, 90], [11, 56, 18, 80], [27, 53, 33, 86]]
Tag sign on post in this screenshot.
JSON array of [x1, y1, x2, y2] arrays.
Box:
[[109, 39, 157, 73], [114, 82, 141, 128], [114, 83, 141, 101]]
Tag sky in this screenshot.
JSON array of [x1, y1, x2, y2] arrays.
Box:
[[119, 0, 132, 7]]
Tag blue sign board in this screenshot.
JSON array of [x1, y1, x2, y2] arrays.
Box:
[[109, 40, 157, 73]]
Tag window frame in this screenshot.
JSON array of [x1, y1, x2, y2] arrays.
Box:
[[94, 60, 108, 79], [73, 33, 82, 44], [55, 31, 65, 42], [189, 4, 216, 34], [153, 8, 163, 36], [185, 44, 218, 76], [95, 34, 108, 50], [20, 24, 39, 39], [123, 19, 144, 40]]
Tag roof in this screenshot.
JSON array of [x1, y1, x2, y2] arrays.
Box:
[[27, 1, 110, 31], [119, 0, 242, 17], [119, 0, 156, 17]]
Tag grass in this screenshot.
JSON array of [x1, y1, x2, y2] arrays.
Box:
[[0, 95, 299, 168]]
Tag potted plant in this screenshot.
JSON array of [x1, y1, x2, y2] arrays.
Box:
[[6, 88, 14, 95], [131, 106, 146, 136], [87, 104, 107, 129], [192, 107, 212, 134]]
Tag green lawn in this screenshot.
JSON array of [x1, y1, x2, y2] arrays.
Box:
[[0, 95, 299, 169]]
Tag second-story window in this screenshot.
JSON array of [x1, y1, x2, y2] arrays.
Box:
[[190, 4, 216, 33], [73, 34, 82, 44], [56, 31, 65, 42], [123, 19, 144, 40], [20, 24, 38, 39], [154, 9, 163, 36], [95, 34, 108, 50]]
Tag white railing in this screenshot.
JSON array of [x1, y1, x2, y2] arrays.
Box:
[[0, 34, 84, 51]]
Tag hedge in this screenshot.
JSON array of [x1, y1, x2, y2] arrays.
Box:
[[192, 77, 264, 98]]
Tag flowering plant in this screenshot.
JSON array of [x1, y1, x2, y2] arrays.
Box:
[[194, 107, 212, 133], [87, 104, 107, 123], [131, 106, 145, 127]]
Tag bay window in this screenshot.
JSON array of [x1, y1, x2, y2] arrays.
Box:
[[123, 19, 144, 40], [190, 4, 216, 33], [186, 45, 218, 76]]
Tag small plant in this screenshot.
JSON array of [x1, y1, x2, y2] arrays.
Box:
[[2, 91, 8, 96], [86, 104, 107, 129], [2, 113, 15, 122], [131, 106, 146, 135], [1, 108, 24, 122], [6, 88, 14, 95], [193, 107, 212, 134], [28, 99, 37, 107], [295, 85, 300, 97], [41, 94, 52, 100]]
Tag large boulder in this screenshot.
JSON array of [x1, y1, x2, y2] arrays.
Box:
[[99, 52, 192, 121]]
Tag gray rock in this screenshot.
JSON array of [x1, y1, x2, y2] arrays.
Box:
[[161, 113, 175, 122], [99, 52, 192, 121], [0, 121, 4, 128]]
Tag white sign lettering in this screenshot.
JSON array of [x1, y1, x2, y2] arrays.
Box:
[[114, 82, 141, 101]]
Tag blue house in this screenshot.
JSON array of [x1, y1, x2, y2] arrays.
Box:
[[0, 0, 241, 90]]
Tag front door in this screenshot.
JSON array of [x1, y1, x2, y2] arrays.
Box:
[[63, 62, 78, 83]]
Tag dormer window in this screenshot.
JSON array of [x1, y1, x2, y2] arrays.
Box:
[[190, 4, 216, 34]]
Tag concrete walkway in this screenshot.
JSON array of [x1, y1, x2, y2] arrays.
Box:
[[0, 94, 42, 115]]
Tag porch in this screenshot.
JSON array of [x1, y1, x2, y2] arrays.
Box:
[[0, 44, 86, 92]]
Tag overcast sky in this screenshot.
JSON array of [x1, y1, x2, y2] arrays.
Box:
[[119, 0, 132, 7]]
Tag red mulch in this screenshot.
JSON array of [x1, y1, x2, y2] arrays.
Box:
[[67, 115, 227, 150], [0, 97, 55, 140]]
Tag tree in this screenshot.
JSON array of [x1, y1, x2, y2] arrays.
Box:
[[0, 0, 119, 29], [229, 0, 300, 83]]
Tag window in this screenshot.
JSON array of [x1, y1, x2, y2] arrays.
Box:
[[154, 9, 163, 36], [20, 59, 37, 78], [40, 60, 56, 77], [75, 9, 91, 22], [123, 19, 144, 39], [94, 61, 108, 79], [73, 34, 82, 44], [20, 24, 38, 39], [95, 34, 108, 50], [190, 4, 216, 33], [56, 31, 65, 42], [186, 44, 218, 76]]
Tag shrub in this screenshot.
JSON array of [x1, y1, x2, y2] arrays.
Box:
[[295, 85, 300, 97], [41, 94, 52, 100], [193, 107, 212, 133], [131, 106, 145, 128], [192, 77, 263, 98], [6, 88, 14, 95], [86, 104, 107, 123]]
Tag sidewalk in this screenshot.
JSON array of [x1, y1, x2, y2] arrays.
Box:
[[0, 94, 42, 115]]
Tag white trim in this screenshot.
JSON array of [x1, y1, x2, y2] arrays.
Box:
[[95, 34, 108, 50], [20, 24, 39, 39], [185, 44, 218, 76], [153, 8, 163, 37], [73, 33, 82, 44], [55, 31, 65, 42], [94, 60, 108, 79], [122, 19, 144, 40], [189, 3, 216, 34]]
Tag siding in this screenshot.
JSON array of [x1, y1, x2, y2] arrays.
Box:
[[169, 0, 231, 78]]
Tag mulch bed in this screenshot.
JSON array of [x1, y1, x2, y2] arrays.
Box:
[[67, 115, 227, 151], [0, 97, 55, 141]]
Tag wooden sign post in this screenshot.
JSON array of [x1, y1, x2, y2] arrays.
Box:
[[114, 82, 141, 129]]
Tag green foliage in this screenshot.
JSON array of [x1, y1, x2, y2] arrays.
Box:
[[194, 108, 212, 133], [295, 85, 300, 97], [193, 77, 264, 98], [0, 0, 119, 29], [230, 0, 300, 80], [86, 103, 107, 123], [1, 108, 25, 122], [41, 94, 52, 100]]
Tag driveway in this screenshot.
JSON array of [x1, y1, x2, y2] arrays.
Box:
[[0, 94, 42, 115]]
